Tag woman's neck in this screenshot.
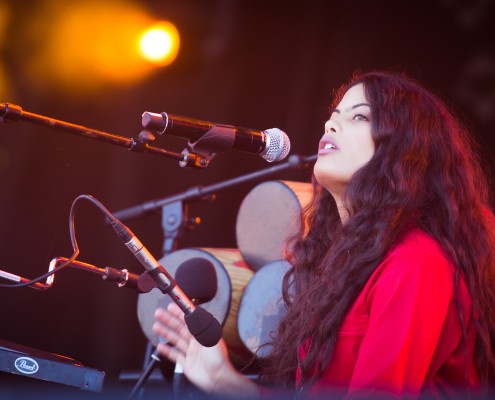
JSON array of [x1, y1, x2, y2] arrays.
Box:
[[331, 193, 349, 224]]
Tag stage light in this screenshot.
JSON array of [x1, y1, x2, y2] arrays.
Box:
[[18, 1, 180, 94], [140, 22, 180, 66]]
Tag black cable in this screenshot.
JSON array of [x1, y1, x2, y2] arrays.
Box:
[[0, 194, 117, 288]]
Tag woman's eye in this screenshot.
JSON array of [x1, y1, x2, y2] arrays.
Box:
[[353, 114, 369, 121]]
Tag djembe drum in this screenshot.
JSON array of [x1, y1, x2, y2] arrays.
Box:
[[137, 247, 254, 368]]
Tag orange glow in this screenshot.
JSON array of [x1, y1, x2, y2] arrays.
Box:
[[19, 0, 179, 94], [0, 2, 10, 99]]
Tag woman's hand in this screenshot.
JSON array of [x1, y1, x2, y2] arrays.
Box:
[[153, 302, 259, 397]]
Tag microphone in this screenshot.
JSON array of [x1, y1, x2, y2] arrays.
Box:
[[110, 219, 222, 347], [141, 111, 291, 162], [175, 258, 217, 305], [170, 258, 218, 391]]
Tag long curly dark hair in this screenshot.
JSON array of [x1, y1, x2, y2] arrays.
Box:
[[259, 71, 495, 392]]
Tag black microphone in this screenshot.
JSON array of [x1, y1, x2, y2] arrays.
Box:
[[141, 111, 291, 162], [175, 258, 217, 305], [110, 219, 222, 347], [170, 258, 219, 394]]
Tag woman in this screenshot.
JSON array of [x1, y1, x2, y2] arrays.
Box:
[[153, 71, 495, 398]]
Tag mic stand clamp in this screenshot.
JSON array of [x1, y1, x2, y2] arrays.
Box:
[[161, 200, 202, 256], [180, 148, 210, 169], [185, 125, 237, 166]]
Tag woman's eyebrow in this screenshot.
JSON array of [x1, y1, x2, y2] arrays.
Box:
[[331, 103, 371, 114]]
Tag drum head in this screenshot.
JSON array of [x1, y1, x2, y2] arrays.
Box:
[[236, 180, 312, 270], [237, 259, 292, 358], [137, 248, 232, 347]]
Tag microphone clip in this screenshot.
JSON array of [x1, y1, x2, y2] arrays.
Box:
[[179, 125, 239, 168], [137, 129, 210, 169], [143, 266, 176, 294], [186, 125, 236, 161]]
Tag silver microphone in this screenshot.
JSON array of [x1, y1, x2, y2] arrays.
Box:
[[141, 111, 291, 162]]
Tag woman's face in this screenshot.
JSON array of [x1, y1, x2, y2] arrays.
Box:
[[314, 83, 375, 196]]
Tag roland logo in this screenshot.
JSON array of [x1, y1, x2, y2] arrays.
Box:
[[14, 357, 39, 374]]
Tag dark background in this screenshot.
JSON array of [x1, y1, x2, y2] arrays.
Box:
[[1, 0, 494, 396]]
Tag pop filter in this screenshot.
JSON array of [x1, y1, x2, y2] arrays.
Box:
[[175, 257, 217, 304]]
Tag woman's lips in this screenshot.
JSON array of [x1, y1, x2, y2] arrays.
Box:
[[318, 136, 339, 154]]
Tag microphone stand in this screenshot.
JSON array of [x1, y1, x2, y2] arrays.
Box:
[[126, 351, 163, 400], [112, 153, 317, 223], [0, 257, 145, 291], [124, 202, 191, 399], [0, 102, 208, 169], [125, 194, 202, 399]]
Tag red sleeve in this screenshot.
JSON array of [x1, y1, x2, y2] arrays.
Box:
[[346, 260, 452, 398]]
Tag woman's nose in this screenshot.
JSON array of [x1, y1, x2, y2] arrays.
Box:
[[324, 119, 338, 134]]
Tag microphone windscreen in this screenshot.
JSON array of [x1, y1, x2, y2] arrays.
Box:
[[175, 258, 217, 304], [262, 128, 291, 162], [184, 306, 222, 347]]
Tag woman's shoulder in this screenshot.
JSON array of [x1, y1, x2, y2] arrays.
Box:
[[375, 227, 454, 292], [387, 228, 448, 264]]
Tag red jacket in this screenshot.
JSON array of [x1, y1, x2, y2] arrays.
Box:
[[297, 229, 479, 398]]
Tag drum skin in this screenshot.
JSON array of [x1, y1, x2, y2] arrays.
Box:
[[237, 259, 292, 358], [235, 180, 312, 270]]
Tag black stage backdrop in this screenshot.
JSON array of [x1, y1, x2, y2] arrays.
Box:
[[0, 0, 494, 397]]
